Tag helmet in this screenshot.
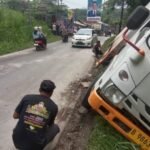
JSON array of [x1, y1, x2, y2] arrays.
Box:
[[34, 26, 38, 30], [38, 26, 42, 30]]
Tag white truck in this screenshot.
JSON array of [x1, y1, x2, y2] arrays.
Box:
[[83, 3, 150, 150]]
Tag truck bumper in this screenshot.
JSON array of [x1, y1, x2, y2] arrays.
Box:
[[88, 90, 150, 150]]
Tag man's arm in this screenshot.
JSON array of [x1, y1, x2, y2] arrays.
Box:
[[13, 112, 20, 119], [13, 96, 26, 119], [48, 105, 58, 126]]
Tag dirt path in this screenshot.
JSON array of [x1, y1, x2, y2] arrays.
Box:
[[55, 82, 95, 150], [54, 65, 106, 150]]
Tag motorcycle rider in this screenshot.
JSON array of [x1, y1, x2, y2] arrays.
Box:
[[38, 26, 47, 46], [61, 27, 68, 42], [32, 26, 47, 48], [32, 26, 40, 40]]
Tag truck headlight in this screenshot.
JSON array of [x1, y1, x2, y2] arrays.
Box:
[[102, 81, 125, 104]]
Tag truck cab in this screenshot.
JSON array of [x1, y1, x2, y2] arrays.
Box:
[[86, 3, 150, 150]]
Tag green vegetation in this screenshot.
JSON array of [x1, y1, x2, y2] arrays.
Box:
[[0, 8, 60, 55], [101, 36, 116, 52], [102, 0, 149, 33], [74, 9, 87, 21], [88, 116, 140, 150]]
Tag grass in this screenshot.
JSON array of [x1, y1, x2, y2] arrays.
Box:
[[101, 36, 116, 53], [0, 8, 61, 55], [88, 116, 140, 150]]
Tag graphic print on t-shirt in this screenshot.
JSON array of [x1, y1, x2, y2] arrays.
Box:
[[24, 102, 50, 131]]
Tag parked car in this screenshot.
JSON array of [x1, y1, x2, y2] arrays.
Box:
[[71, 28, 98, 48]]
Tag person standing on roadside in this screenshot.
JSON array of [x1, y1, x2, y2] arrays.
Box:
[[12, 80, 60, 150], [52, 23, 56, 35], [32, 26, 40, 40], [56, 24, 60, 35]]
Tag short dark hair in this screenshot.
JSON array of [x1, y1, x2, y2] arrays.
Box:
[[92, 2, 97, 5], [40, 80, 56, 93]]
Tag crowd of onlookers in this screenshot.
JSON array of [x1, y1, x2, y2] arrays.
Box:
[[51, 23, 69, 36], [32, 22, 79, 45], [51, 22, 80, 37]]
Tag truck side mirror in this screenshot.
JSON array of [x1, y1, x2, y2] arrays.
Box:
[[126, 6, 149, 30]]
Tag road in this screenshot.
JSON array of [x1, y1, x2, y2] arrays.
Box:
[[0, 37, 107, 150]]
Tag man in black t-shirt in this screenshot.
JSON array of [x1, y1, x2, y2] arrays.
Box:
[[12, 80, 60, 150]]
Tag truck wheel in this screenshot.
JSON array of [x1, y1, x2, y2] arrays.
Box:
[[82, 82, 94, 109], [82, 72, 102, 109], [36, 47, 39, 51]]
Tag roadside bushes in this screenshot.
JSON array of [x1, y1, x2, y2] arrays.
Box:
[[0, 8, 60, 55], [101, 36, 116, 52], [0, 8, 33, 54]]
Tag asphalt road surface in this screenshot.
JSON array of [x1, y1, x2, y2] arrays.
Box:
[[0, 37, 107, 150]]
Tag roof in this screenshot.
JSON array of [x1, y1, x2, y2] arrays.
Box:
[[74, 21, 86, 27], [79, 28, 92, 30]]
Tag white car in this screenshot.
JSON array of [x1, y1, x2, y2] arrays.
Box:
[[72, 28, 98, 48]]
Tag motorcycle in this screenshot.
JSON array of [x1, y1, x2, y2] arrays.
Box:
[[34, 40, 46, 51], [62, 35, 68, 43]]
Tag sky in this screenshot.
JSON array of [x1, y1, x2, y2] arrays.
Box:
[[62, 0, 105, 9], [62, 0, 87, 9]]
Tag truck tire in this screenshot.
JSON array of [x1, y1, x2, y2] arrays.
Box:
[[82, 72, 103, 109]]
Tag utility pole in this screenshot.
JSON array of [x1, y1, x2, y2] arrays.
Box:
[[118, 0, 124, 33], [57, 0, 63, 19], [60, 0, 63, 5], [56, 0, 59, 19]]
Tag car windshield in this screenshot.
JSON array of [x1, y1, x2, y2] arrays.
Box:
[[76, 29, 92, 35]]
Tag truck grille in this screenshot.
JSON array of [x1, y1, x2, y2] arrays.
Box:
[[145, 105, 150, 115], [140, 114, 150, 127], [123, 93, 150, 131], [96, 88, 150, 131]]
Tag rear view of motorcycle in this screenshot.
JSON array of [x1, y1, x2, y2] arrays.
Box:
[[62, 35, 68, 43], [34, 40, 46, 51], [33, 26, 47, 51]]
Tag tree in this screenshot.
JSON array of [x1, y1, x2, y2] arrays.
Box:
[[101, 0, 149, 33], [126, 0, 149, 13], [74, 9, 87, 21]]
